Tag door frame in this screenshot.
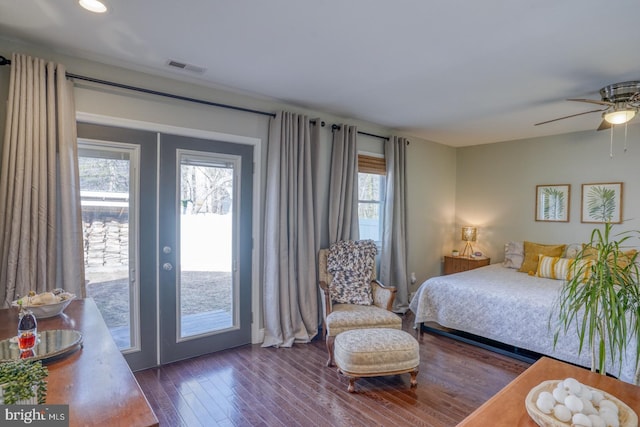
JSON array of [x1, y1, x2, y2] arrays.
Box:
[[77, 113, 263, 368], [77, 122, 159, 371]]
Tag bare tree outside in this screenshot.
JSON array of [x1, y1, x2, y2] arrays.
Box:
[[181, 165, 232, 215], [79, 156, 129, 193]]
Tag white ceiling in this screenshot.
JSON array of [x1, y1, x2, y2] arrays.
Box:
[[1, 0, 639, 147]]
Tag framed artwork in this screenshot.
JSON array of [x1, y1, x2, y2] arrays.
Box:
[[581, 182, 623, 224], [536, 184, 570, 222]]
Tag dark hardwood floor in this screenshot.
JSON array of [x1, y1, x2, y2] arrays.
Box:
[[135, 313, 531, 426]]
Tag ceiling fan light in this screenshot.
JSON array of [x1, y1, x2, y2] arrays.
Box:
[[604, 109, 636, 125], [78, 0, 107, 13]]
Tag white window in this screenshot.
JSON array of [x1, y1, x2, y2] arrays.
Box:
[[357, 154, 386, 244]]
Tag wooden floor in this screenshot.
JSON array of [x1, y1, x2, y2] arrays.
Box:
[[134, 313, 532, 426]]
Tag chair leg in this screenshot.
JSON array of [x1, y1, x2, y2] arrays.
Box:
[[326, 335, 335, 367]]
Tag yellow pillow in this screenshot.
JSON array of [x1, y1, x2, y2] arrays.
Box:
[[536, 255, 593, 282], [616, 249, 638, 268], [582, 244, 637, 268], [518, 241, 566, 274], [581, 244, 598, 261]]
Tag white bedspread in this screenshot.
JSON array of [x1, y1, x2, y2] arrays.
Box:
[[409, 264, 638, 384]]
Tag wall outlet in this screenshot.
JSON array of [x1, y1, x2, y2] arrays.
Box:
[[410, 272, 417, 284]]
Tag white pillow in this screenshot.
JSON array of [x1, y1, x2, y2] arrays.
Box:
[[563, 243, 582, 259], [503, 241, 524, 269]]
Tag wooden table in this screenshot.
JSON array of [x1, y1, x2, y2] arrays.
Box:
[[458, 356, 640, 426], [0, 299, 158, 427]]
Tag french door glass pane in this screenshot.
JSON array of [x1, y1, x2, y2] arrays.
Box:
[[179, 155, 234, 338], [79, 144, 137, 350]]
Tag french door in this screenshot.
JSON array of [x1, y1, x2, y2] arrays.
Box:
[[158, 133, 253, 364], [77, 123, 253, 370]]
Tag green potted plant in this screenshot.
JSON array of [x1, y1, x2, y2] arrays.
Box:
[[0, 360, 48, 404], [552, 221, 640, 382]]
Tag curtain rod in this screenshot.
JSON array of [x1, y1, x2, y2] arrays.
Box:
[[0, 56, 330, 129], [0, 55, 276, 118], [331, 124, 389, 141]]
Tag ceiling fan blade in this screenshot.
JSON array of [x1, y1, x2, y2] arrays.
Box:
[[534, 108, 608, 126], [567, 98, 614, 107], [597, 119, 612, 131]]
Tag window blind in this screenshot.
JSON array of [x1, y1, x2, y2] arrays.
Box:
[[358, 155, 386, 175]]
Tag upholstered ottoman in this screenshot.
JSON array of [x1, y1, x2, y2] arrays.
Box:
[[334, 328, 419, 393]]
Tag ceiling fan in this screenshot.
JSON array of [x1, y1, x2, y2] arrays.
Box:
[[535, 81, 640, 131]]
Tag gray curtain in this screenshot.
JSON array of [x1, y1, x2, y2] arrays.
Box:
[[0, 53, 85, 307], [380, 136, 409, 313], [262, 111, 318, 347], [328, 124, 359, 243], [310, 121, 331, 252]]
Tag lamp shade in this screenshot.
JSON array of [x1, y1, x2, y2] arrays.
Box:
[[604, 109, 636, 125], [461, 226, 477, 242]]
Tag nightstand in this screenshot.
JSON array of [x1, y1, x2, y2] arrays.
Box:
[[443, 256, 490, 275]]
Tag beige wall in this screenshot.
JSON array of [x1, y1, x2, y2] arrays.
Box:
[[6, 39, 640, 326], [0, 39, 456, 330], [455, 128, 640, 263], [406, 138, 457, 291], [5, 39, 640, 302]]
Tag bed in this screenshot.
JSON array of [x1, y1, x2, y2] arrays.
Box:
[[409, 263, 639, 384]]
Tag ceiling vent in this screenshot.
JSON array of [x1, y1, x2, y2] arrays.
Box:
[[166, 59, 206, 74]]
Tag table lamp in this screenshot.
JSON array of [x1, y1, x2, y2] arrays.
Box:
[[461, 226, 477, 258]]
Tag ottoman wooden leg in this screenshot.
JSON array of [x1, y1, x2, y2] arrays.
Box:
[[410, 368, 418, 388], [347, 376, 357, 393], [338, 369, 358, 393]]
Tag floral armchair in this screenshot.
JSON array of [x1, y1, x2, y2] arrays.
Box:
[[318, 240, 402, 366]]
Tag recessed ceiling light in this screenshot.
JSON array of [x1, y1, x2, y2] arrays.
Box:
[[79, 0, 107, 13]]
